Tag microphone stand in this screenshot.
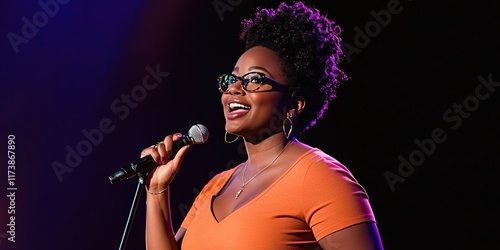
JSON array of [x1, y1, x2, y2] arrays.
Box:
[[118, 171, 147, 250]]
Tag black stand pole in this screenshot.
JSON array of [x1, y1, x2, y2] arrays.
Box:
[[118, 173, 147, 250]]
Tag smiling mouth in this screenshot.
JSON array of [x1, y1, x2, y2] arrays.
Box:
[[228, 103, 251, 112]]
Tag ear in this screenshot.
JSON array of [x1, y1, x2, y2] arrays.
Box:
[[291, 95, 306, 114]]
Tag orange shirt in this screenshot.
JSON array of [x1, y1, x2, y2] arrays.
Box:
[[180, 148, 376, 249]]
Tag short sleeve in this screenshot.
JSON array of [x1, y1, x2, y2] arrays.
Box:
[[301, 152, 376, 240]]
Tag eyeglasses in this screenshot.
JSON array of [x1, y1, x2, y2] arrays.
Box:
[[217, 72, 294, 93]]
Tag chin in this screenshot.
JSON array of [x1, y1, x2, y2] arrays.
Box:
[[224, 122, 240, 133]]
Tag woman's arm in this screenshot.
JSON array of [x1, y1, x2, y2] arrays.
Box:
[[142, 133, 190, 250], [145, 189, 178, 250]]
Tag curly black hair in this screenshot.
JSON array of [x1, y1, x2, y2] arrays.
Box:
[[240, 1, 348, 134]]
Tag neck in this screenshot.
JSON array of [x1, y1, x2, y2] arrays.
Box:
[[243, 134, 293, 171]]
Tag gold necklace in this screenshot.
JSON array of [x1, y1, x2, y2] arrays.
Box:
[[235, 141, 291, 199]]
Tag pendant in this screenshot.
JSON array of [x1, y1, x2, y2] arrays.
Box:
[[235, 188, 244, 199]]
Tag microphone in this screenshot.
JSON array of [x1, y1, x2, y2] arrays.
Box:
[[108, 124, 209, 184]]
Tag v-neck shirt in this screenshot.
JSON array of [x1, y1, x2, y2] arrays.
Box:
[[180, 148, 376, 249]]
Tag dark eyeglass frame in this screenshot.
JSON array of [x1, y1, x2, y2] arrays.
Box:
[[217, 72, 294, 93]]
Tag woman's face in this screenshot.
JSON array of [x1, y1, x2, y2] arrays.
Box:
[[221, 46, 291, 141]]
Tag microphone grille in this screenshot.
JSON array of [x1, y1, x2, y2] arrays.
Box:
[[189, 124, 209, 144]]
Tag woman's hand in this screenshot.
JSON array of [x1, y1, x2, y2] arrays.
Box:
[[140, 133, 190, 194]]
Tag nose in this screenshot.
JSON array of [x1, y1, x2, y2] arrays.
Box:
[[226, 79, 244, 95]]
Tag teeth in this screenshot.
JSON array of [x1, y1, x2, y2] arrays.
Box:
[[229, 103, 251, 110]]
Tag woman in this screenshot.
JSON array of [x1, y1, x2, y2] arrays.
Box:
[[142, 1, 383, 249]]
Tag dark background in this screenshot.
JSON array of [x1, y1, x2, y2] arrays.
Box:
[[1, 0, 499, 249]]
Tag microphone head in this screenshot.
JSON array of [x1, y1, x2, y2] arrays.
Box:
[[188, 124, 209, 145]]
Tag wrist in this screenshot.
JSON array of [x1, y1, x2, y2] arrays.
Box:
[[145, 185, 169, 195]]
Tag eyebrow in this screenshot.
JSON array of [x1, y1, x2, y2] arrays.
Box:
[[232, 66, 273, 77]]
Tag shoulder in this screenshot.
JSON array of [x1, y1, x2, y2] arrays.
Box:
[[182, 167, 240, 211], [295, 147, 351, 175], [295, 149, 376, 239], [293, 148, 368, 196], [291, 141, 344, 167], [199, 166, 239, 196], [180, 166, 240, 229], [210, 166, 239, 183]]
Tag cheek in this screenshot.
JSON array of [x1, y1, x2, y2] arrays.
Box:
[[221, 95, 227, 110], [251, 94, 288, 118], [250, 95, 288, 134]]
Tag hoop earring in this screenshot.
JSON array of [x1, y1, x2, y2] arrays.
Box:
[[282, 113, 293, 140], [224, 131, 240, 143]]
